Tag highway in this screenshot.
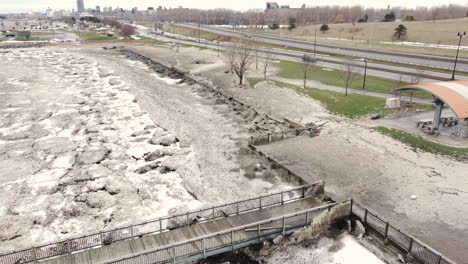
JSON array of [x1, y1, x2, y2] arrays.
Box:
[[136, 26, 468, 85], [177, 23, 468, 74]]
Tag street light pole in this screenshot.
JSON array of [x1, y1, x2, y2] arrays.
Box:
[[314, 29, 317, 56], [451, 31, 466, 80], [363, 59, 368, 90]]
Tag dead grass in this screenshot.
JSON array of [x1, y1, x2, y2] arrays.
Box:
[[263, 18, 468, 58]]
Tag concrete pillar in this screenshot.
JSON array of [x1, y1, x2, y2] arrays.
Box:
[[432, 99, 444, 131]]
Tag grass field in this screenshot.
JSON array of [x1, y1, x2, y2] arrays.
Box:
[[273, 60, 433, 99], [264, 18, 468, 58], [79, 32, 118, 41], [375, 126, 468, 160], [249, 78, 433, 118]]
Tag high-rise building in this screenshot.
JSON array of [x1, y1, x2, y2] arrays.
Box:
[[76, 0, 85, 13]]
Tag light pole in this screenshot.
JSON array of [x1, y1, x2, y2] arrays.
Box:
[[314, 29, 317, 56], [355, 58, 368, 90], [362, 59, 368, 90], [451, 31, 466, 80]]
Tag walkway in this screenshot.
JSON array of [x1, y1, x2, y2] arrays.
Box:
[[40, 198, 321, 264], [269, 76, 433, 105]]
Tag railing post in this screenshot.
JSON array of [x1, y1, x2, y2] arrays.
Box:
[[259, 197, 262, 210], [212, 208, 215, 220], [364, 209, 368, 224], [407, 237, 413, 253], [202, 238, 206, 258], [130, 225, 134, 237], [281, 192, 284, 205], [257, 224, 261, 243], [186, 214, 190, 225], [67, 239, 72, 254], [160, 219, 163, 233], [172, 247, 176, 263], [33, 247, 37, 261], [282, 217, 286, 235], [384, 223, 389, 240], [302, 187, 305, 198], [438, 255, 442, 264], [305, 212, 309, 225], [236, 202, 239, 215], [231, 230, 234, 250], [349, 199, 353, 216], [99, 232, 103, 245]]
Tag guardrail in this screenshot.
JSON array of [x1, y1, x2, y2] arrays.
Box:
[[0, 183, 322, 264], [351, 202, 456, 264], [105, 201, 349, 264]]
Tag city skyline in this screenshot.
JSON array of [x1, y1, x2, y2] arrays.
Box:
[[1, 0, 467, 13]]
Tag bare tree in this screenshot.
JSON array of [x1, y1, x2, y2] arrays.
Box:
[[339, 59, 361, 96], [120, 24, 136, 37], [224, 38, 255, 85], [263, 52, 275, 80], [302, 55, 318, 89]]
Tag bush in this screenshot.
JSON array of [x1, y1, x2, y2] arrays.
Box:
[[403, 15, 416, 21], [320, 24, 329, 33], [383, 11, 396, 22]]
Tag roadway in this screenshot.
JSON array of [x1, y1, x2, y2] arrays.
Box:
[[136, 25, 468, 85], [177, 23, 468, 73]]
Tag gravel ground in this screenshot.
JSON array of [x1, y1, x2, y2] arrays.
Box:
[[0, 45, 295, 252]]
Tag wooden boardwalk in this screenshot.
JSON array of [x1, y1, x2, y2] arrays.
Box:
[[40, 197, 320, 264]]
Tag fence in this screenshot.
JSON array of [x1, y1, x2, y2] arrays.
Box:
[[105, 201, 348, 264], [250, 128, 317, 146], [0, 183, 323, 264], [351, 202, 456, 264]]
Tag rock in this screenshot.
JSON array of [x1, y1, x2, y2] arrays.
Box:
[[144, 150, 165, 161], [78, 146, 109, 164], [144, 125, 156, 130], [135, 162, 160, 174], [272, 235, 284, 245], [410, 195, 417, 200], [354, 220, 366, 239], [109, 78, 121, 86], [160, 155, 185, 172], [133, 111, 146, 117], [131, 130, 151, 137], [85, 192, 115, 208], [105, 179, 122, 195], [370, 113, 381, 120], [151, 134, 177, 146], [34, 137, 77, 154]]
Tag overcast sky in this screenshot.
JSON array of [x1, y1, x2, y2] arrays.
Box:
[[1, 0, 467, 13]]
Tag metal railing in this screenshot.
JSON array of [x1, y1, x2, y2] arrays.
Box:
[[105, 201, 348, 264], [0, 183, 322, 264], [351, 202, 456, 264]]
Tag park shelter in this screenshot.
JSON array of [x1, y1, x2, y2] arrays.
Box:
[[394, 80, 468, 130]]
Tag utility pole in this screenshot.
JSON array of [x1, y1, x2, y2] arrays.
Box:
[[198, 15, 201, 43], [452, 31, 466, 80], [314, 29, 317, 56], [363, 59, 368, 90]]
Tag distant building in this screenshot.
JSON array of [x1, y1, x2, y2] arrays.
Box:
[[280, 5, 290, 8], [266, 2, 279, 9], [131, 7, 138, 14], [96, 6, 101, 13], [76, 0, 85, 13], [46, 7, 54, 17]]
